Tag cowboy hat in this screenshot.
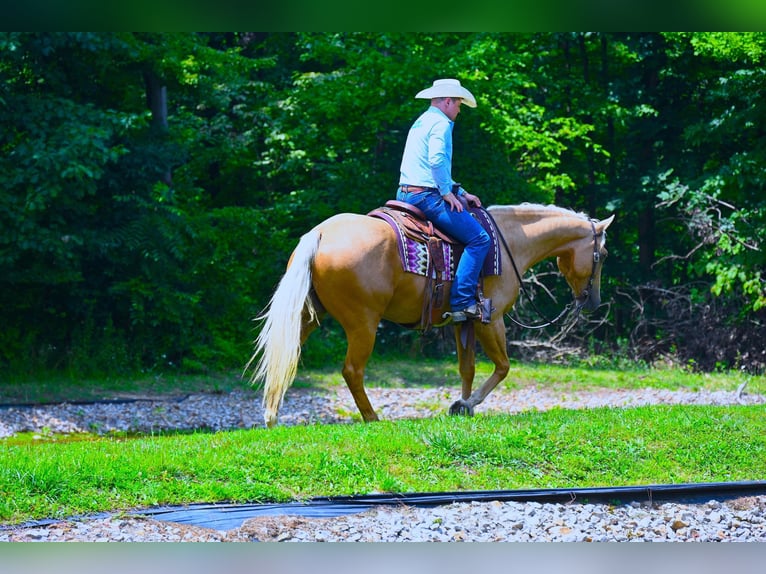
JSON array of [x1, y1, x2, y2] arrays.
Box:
[[415, 78, 477, 108]]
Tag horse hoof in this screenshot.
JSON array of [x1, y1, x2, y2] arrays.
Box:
[[449, 400, 474, 417]]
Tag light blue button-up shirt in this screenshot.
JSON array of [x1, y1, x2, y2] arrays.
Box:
[[399, 106, 458, 196]]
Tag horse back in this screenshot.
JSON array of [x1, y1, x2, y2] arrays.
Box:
[[313, 213, 398, 268]]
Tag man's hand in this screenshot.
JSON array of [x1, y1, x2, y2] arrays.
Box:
[[444, 189, 482, 212], [443, 192, 464, 212], [463, 190, 482, 207]]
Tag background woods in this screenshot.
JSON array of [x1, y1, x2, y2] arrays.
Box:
[[1, 32, 764, 380]]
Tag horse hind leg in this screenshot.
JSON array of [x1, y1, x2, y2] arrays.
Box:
[[340, 320, 380, 422]]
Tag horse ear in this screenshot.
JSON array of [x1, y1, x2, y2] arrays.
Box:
[[598, 214, 615, 231]]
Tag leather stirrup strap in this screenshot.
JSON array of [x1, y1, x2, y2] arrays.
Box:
[[459, 321, 475, 350]]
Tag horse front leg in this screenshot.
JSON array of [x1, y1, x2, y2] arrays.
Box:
[[449, 323, 477, 416], [449, 320, 510, 417]]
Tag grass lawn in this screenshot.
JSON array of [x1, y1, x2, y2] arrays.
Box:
[[1, 359, 764, 525]]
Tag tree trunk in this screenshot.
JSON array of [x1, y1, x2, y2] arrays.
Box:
[[144, 70, 172, 186]]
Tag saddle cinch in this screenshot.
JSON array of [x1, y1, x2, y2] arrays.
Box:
[[367, 200, 501, 330]]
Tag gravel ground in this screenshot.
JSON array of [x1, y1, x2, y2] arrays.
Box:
[[1, 384, 764, 542], [2, 385, 762, 437]]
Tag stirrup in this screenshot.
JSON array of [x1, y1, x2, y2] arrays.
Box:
[[433, 314, 454, 327], [442, 304, 482, 324]]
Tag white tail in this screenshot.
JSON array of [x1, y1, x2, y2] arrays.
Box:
[[245, 229, 320, 427]]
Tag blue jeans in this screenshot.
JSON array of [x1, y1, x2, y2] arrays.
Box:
[[397, 188, 491, 310]]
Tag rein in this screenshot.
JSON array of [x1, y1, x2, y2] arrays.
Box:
[[484, 210, 602, 330]]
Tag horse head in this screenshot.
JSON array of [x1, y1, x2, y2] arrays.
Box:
[[557, 214, 615, 312]]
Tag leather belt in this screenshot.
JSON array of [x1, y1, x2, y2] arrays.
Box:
[[399, 185, 437, 194]]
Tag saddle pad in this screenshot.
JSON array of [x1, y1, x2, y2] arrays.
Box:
[[370, 207, 502, 280]]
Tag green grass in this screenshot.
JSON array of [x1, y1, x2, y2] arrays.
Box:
[[1, 405, 764, 525], [1, 359, 764, 526]]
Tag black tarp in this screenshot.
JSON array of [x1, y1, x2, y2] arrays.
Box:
[[137, 480, 766, 531]]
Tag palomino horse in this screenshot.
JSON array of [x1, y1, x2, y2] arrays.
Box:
[[247, 203, 615, 428]]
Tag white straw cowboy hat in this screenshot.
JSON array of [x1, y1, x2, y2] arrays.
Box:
[[415, 78, 477, 108]]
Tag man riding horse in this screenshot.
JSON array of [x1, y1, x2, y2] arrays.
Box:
[[247, 78, 615, 428], [397, 79, 491, 324]]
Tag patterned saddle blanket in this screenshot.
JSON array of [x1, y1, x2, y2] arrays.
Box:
[[367, 200, 502, 281], [367, 200, 502, 331]]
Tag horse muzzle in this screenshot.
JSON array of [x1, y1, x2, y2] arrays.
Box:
[[577, 289, 601, 312]]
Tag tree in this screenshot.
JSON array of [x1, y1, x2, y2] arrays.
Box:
[[653, 33, 766, 313], [0, 33, 278, 375]]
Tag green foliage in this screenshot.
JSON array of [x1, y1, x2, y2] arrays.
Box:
[[651, 33, 766, 313], [2, 32, 766, 379], [0, 33, 280, 377]]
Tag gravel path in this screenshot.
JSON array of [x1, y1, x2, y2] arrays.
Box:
[[1, 385, 764, 542], [2, 385, 762, 437]]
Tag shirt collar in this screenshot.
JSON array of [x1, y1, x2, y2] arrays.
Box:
[[428, 106, 453, 124]]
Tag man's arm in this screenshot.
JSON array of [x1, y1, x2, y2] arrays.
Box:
[[427, 121, 454, 196]]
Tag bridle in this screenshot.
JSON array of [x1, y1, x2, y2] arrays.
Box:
[[486, 212, 603, 330], [575, 219, 604, 309]]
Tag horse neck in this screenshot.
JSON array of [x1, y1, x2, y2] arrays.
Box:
[[492, 206, 592, 273]]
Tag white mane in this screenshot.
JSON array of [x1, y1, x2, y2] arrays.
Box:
[[488, 203, 606, 247], [489, 202, 592, 221]]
